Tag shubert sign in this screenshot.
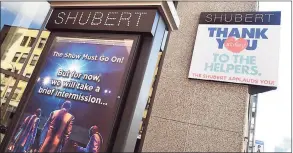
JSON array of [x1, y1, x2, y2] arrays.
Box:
[[46, 9, 158, 33], [188, 12, 281, 87]]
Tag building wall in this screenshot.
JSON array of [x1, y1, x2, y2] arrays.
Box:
[[142, 1, 257, 152]]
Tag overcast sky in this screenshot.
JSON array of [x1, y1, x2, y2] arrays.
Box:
[[0, 2, 49, 29], [0, 1, 292, 152], [255, 1, 292, 152]]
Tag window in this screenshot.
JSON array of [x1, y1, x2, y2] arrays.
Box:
[[0, 1, 51, 133], [30, 54, 39, 66], [25, 73, 31, 78], [18, 53, 28, 63], [12, 52, 21, 62], [12, 93, 18, 100], [20, 36, 29, 46], [5, 92, 10, 98], [28, 37, 36, 47], [38, 38, 47, 48]]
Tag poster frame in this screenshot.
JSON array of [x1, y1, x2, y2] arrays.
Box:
[[1, 31, 141, 152]]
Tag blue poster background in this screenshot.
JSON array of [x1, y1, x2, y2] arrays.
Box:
[[9, 36, 133, 152]]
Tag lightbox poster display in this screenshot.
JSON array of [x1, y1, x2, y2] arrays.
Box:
[[7, 36, 135, 152]]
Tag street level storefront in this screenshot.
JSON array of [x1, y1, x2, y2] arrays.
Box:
[[0, 1, 280, 152]]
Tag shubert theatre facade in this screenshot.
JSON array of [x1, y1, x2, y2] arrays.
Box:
[[0, 1, 280, 152]]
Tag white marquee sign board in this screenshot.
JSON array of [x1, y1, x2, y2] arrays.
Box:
[[188, 12, 281, 87]]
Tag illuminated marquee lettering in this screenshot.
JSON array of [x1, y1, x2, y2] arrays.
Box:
[[135, 12, 147, 26], [47, 9, 157, 33], [54, 11, 148, 27], [91, 12, 103, 26], [104, 12, 118, 26], [79, 12, 92, 25], [118, 12, 132, 26], [55, 12, 66, 24], [65, 12, 79, 24]]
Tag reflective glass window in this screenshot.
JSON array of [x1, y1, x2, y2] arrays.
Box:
[[0, 1, 51, 145]]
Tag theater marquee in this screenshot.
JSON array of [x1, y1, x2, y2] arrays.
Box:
[[47, 9, 158, 33], [188, 12, 281, 87]]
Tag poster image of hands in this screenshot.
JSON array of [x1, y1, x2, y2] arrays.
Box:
[[7, 36, 135, 153]]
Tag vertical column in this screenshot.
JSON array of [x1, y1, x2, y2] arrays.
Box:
[[142, 1, 257, 152]]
